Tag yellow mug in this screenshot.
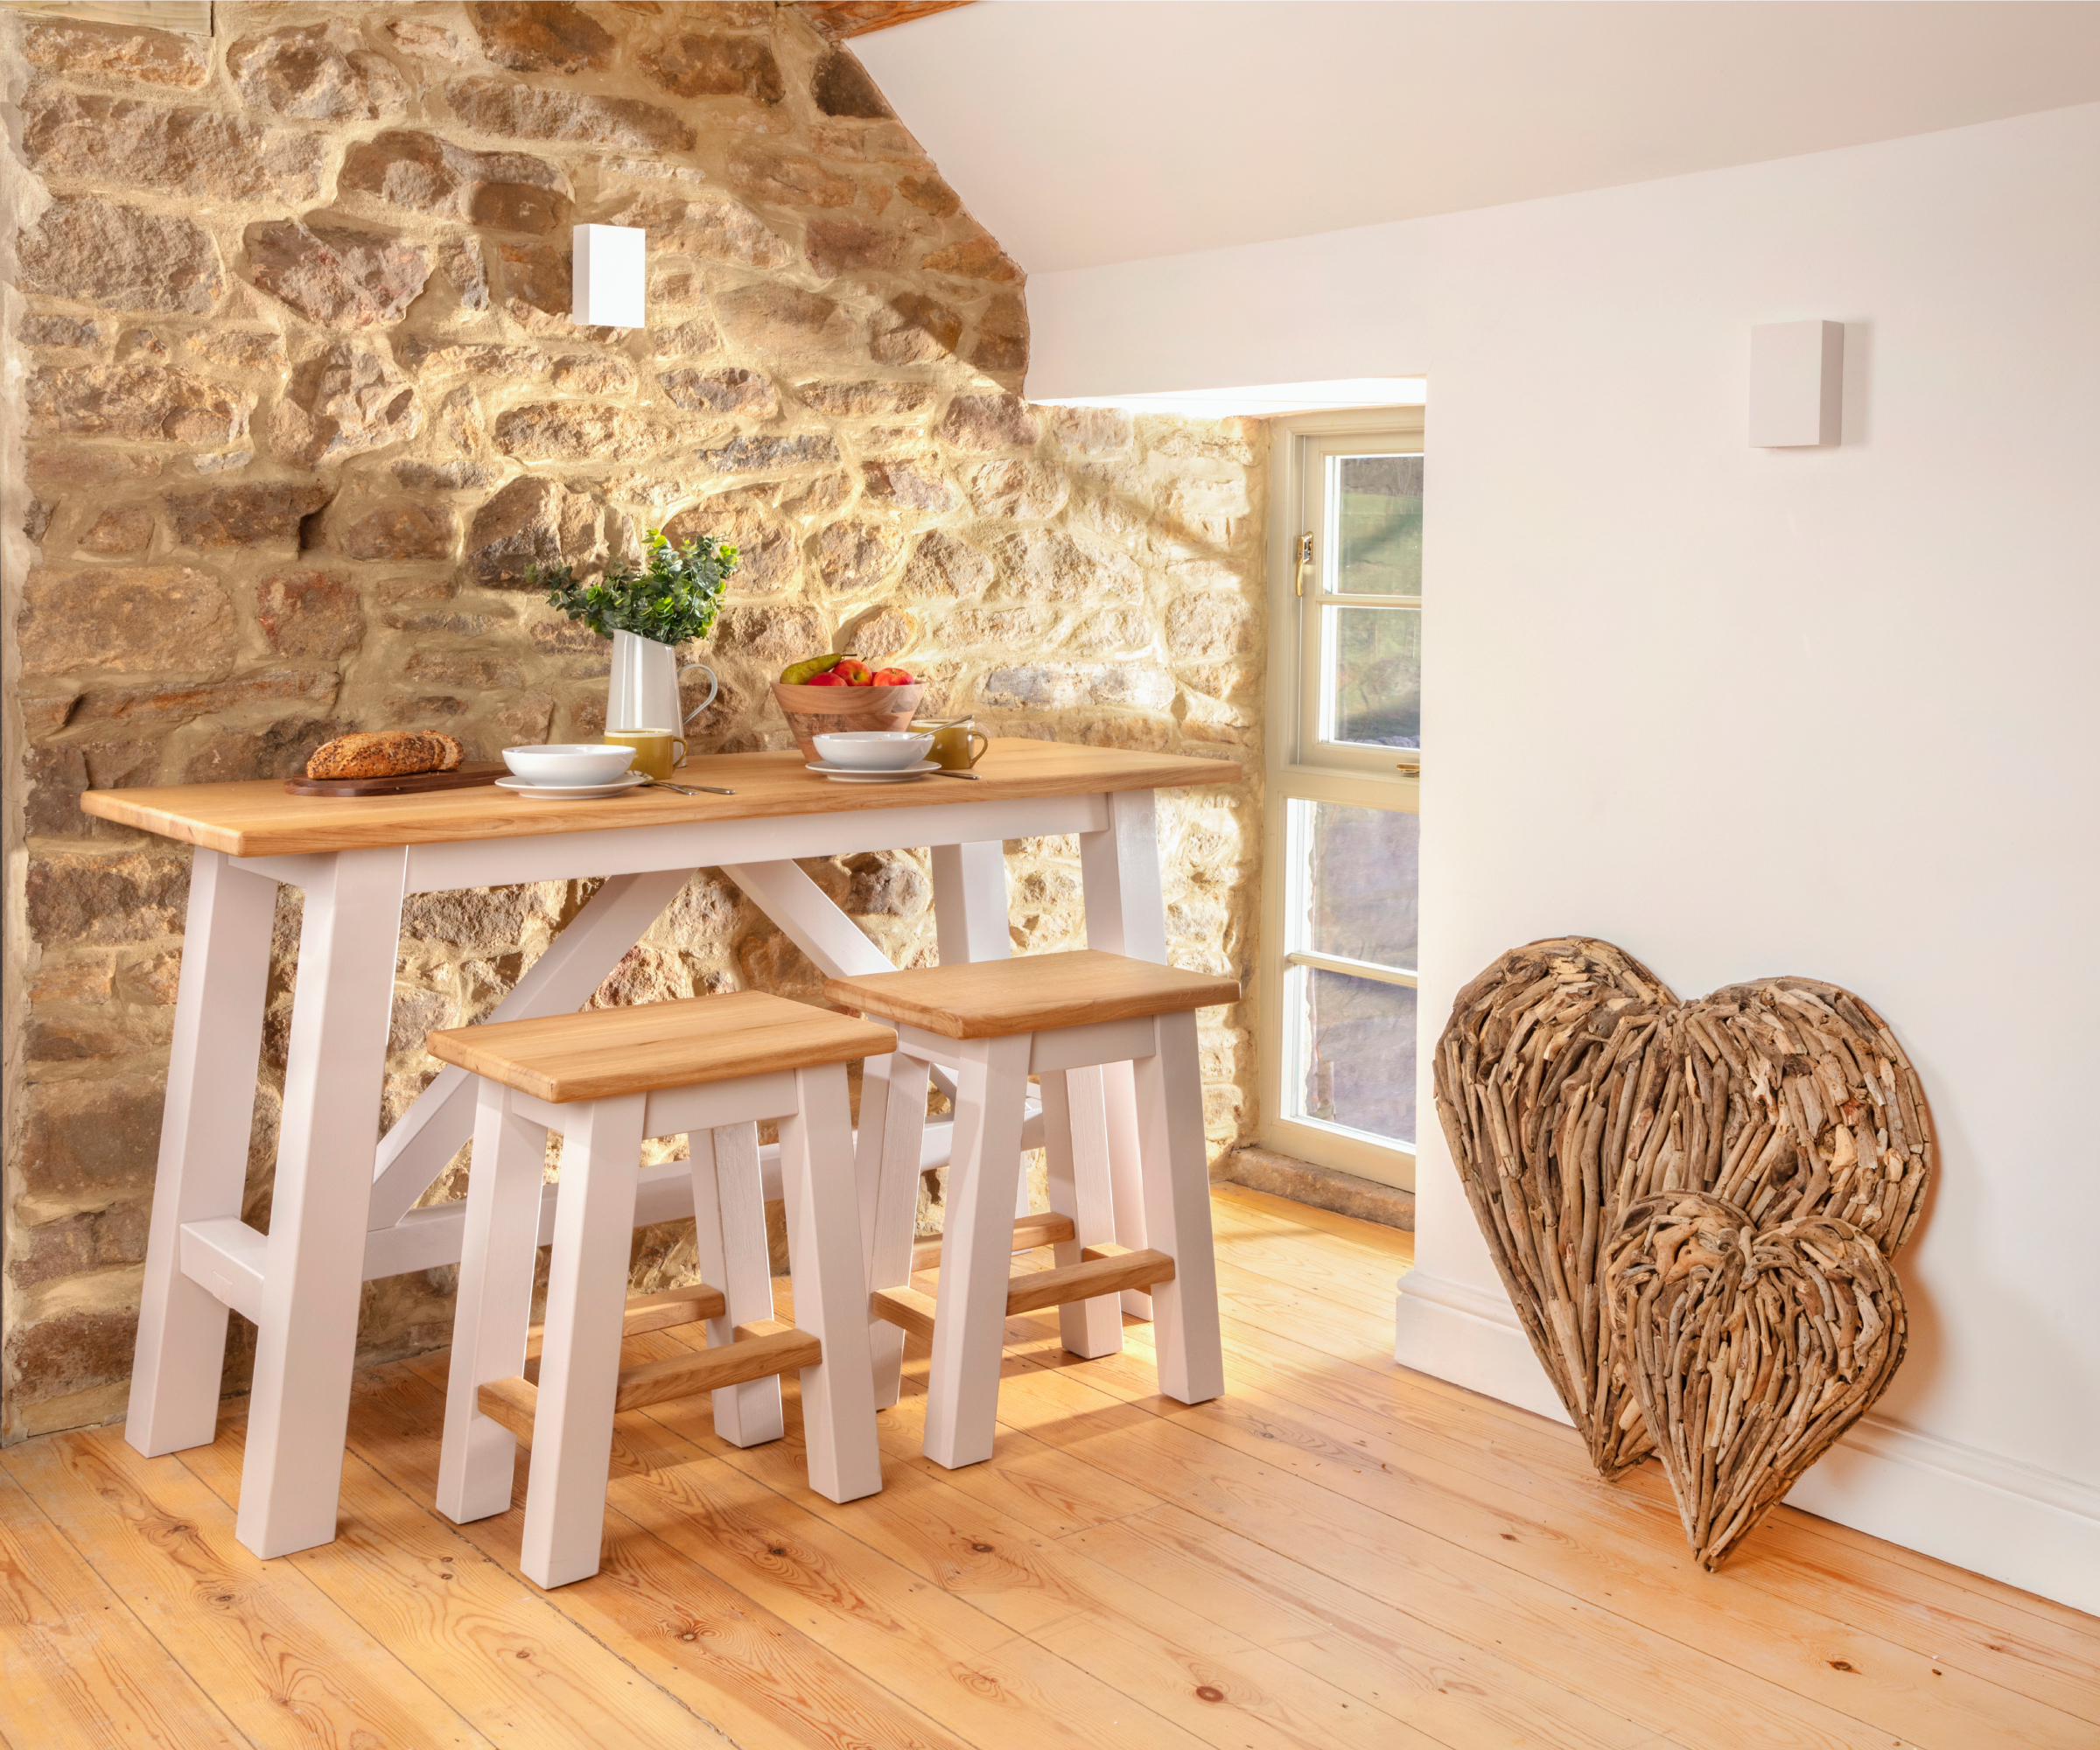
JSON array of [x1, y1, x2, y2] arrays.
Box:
[[914, 718, 990, 772], [603, 726, 686, 781]]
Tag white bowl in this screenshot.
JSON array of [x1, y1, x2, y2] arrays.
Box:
[[502, 743, 637, 787], [811, 731, 935, 771]]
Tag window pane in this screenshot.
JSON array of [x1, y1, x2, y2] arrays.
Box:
[[1325, 605, 1419, 748], [1299, 969, 1416, 1147], [1332, 453, 1422, 597], [1297, 801, 1419, 970]]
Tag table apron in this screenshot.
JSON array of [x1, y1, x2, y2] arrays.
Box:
[[229, 793, 1109, 894]]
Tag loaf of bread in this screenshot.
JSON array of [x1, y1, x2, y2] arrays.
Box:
[[305, 732, 463, 780]]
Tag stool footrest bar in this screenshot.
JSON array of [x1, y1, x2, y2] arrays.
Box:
[[908, 1210, 1074, 1273], [525, 1283, 726, 1364], [480, 1320, 822, 1446], [1005, 1245, 1175, 1317]]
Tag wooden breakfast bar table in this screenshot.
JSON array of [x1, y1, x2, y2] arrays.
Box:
[[81, 738, 1238, 1559]]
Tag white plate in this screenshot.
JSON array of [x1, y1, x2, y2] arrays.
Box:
[[494, 774, 649, 800], [804, 759, 940, 783]]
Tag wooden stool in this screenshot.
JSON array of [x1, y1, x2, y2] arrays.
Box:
[[823, 948, 1240, 1470], [426, 991, 896, 1588]]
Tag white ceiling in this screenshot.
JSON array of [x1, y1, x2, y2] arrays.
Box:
[[858, 1, 2100, 276]]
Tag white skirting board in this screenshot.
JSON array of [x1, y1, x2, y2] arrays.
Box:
[[1393, 1268, 2100, 1619]]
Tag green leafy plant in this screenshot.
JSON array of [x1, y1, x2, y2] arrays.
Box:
[[531, 528, 738, 647]]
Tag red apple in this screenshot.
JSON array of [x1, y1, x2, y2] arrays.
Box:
[[805, 669, 850, 687], [833, 657, 875, 687], [870, 668, 914, 687]]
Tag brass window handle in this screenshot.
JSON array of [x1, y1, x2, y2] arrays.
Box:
[[1293, 532, 1313, 597]]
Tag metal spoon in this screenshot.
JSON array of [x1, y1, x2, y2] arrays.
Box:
[[640, 774, 737, 796], [924, 767, 981, 780]]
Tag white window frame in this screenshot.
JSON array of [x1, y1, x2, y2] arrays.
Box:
[[1259, 409, 1424, 1188]]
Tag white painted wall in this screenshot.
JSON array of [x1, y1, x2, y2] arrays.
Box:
[[1026, 102, 2100, 1614]]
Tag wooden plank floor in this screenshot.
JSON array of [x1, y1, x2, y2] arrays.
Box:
[[4, 1185, 2094, 1750]]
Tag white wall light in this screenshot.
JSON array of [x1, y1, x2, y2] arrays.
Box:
[[1749, 319, 1844, 447], [571, 224, 646, 328]]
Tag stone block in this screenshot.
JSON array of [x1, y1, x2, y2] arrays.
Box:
[[388, 18, 467, 62], [168, 481, 332, 550], [340, 130, 572, 233], [659, 366, 778, 416], [403, 340, 543, 380], [186, 332, 287, 369], [28, 364, 248, 446], [79, 506, 156, 556], [494, 402, 664, 463], [805, 218, 901, 276], [21, 16, 210, 88], [1167, 592, 1256, 661], [8, 1204, 152, 1290], [990, 528, 1143, 605], [922, 237, 1021, 283], [403, 650, 526, 690], [1214, 1146, 1416, 1231], [466, 1, 616, 73], [899, 528, 992, 599], [714, 601, 828, 664], [24, 850, 189, 947], [965, 460, 1067, 520], [701, 432, 841, 475], [939, 393, 1040, 452], [23, 89, 326, 202], [466, 475, 606, 585], [257, 571, 366, 660], [393, 460, 499, 493], [344, 502, 458, 561], [18, 197, 224, 316], [550, 354, 637, 395], [245, 220, 435, 331], [646, 32, 783, 102], [21, 316, 107, 351], [860, 458, 955, 513], [725, 144, 856, 208], [811, 46, 892, 119], [270, 343, 420, 469], [612, 193, 794, 269], [872, 293, 962, 365], [898, 173, 960, 216], [70, 669, 334, 728], [794, 380, 937, 416], [839, 604, 918, 661], [968, 290, 1029, 376], [813, 520, 906, 594], [712, 283, 860, 355], [444, 78, 695, 151], [20, 566, 234, 676], [984, 662, 1174, 713], [26, 450, 162, 497], [662, 494, 796, 592], [4, 1309, 142, 1411], [26, 1008, 172, 1066], [1049, 406, 1134, 455], [228, 22, 410, 120]]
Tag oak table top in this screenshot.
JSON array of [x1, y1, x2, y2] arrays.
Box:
[[80, 738, 1242, 859]]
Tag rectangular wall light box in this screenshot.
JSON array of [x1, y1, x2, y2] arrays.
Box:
[[1749, 319, 1843, 447], [572, 224, 646, 328]]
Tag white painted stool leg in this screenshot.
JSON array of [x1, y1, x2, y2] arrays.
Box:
[[858, 1048, 931, 1411], [236, 845, 407, 1559], [1080, 788, 1166, 1320], [1040, 1067, 1122, 1360], [689, 1123, 782, 1447], [520, 1092, 646, 1589], [438, 1083, 547, 1523], [1134, 1012, 1224, 1405], [779, 1066, 883, 1503], [923, 1033, 1032, 1470], [126, 850, 276, 1458]]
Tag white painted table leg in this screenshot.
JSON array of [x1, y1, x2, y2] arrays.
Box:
[[923, 1034, 1031, 1470], [126, 850, 277, 1458], [1040, 1066, 1123, 1360], [858, 1049, 932, 1411], [521, 1093, 646, 1589], [235, 846, 408, 1559], [1081, 788, 1168, 1318], [779, 1066, 882, 1503], [1135, 1012, 1224, 1405], [689, 1123, 782, 1447], [438, 1084, 546, 1523], [929, 842, 1012, 965]]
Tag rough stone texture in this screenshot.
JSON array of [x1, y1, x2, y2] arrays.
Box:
[[18, 197, 224, 316], [245, 220, 435, 332], [270, 344, 421, 468], [228, 22, 410, 121], [1214, 1146, 1418, 1232], [2, 2, 1266, 1447]]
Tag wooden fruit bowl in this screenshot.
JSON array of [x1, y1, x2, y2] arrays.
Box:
[[772, 681, 926, 763]]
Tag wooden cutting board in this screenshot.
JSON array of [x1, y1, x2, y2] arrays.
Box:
[[284, 762, 508, 798]]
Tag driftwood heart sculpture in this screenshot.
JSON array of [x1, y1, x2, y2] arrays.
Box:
[[1432, 938, 1931, 1480], [1604, 1193, 1907, 1569]]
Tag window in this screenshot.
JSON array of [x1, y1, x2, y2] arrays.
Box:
[[1261, 412, 1424, 1187]]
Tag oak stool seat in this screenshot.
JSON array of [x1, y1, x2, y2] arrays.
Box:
[[824, 949, 1239, 1471], [429, 991, 894, 1588]]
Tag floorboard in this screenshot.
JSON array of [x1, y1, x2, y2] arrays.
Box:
[[1, 1188, 2091, 1750]]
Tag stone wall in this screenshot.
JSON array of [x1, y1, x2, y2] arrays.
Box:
[[0, 0, 1265, 1444]]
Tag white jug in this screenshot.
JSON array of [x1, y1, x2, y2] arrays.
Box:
[[606, 629, 718, 735]]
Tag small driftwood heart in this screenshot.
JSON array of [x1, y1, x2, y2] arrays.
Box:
[[1432, 938, 1931, 1480], [1604, 1193, 1907, 1569]]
